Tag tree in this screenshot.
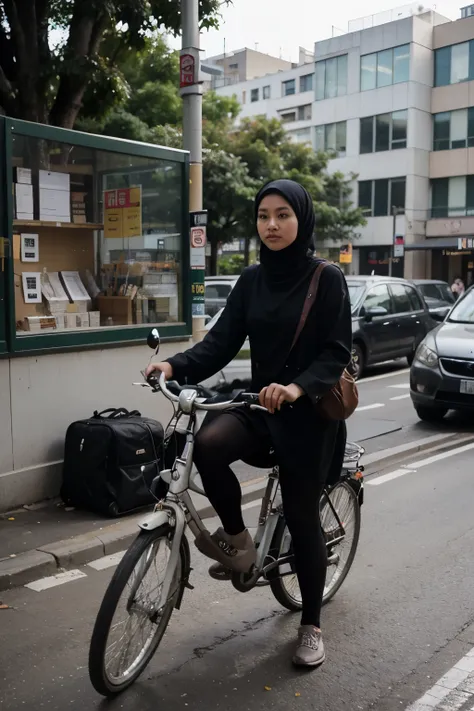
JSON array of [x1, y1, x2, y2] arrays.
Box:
[[0, 0, 229, 127], [224, 116, 366, 266], [202, 149, 258, 275]]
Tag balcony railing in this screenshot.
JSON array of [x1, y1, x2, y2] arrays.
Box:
[[430, 207, 474, 218]]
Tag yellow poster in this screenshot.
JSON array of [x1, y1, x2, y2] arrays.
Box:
[[123, 186, 142, 239], [339, 243, 353, 264], [104, 186, 142, 239]]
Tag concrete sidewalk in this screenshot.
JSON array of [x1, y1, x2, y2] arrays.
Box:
[[0, 431, 469, 593]]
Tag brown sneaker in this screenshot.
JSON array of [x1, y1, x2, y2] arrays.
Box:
[[292, 626, 325, 667], [195, 527, 256, 574]]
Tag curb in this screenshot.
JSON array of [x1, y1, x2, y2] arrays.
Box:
[[0, 432, 468, 592]]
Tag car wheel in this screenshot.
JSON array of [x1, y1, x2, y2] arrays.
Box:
[[415, 406, 448, 423], [351, 343, 365, 381]]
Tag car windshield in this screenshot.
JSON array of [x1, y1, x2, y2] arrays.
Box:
[[347, 283, 366, 312], [438, 283, 456, 303], [448, 289, 474, 324]]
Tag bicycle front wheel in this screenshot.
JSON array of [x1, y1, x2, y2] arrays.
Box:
[[89, 524, 188, 697]]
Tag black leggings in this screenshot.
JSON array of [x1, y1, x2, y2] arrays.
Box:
[[193, 413, 327, 628]]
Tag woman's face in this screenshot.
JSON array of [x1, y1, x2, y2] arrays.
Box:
[[257, 194, 298, 251]]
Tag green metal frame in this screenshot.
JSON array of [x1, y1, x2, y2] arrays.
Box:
[[1, 118, 191, 355], [0, 118, 7, 352]]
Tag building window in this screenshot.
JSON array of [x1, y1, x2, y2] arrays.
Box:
[[359, 110, 408, 154], [242, 90, 246, 104], [229, 63, 238, 70], [358, 178, 406, 217], [282, 79, 296, 96], [315, 121, 347, 156], [434, 41, 474, 86], [251, 88, 259, 102], [298, 104, 312, 121], [433, 108, 474, 150], [289, 128, 312, 144], [263, 85, 271, 99], [431, 176, 474, 217], [280, 110, 297, 123], [300, 73, 314, 92], [360, 44, 410, 91], [315, 55, 348, 100]]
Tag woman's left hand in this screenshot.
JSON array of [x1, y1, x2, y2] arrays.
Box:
[[259, 383, 304, 414]]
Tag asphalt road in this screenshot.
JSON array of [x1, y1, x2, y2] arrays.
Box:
[[2, 439, 474, 711]]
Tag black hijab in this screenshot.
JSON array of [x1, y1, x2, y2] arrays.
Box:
[[256, 178, 316, 288], [248, 179, 321, 386]]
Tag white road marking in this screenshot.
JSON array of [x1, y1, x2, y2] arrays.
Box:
[[408, 442, 474, 469], [87, 551, 126, 571], [406, 646, 474, 710], [367, 468, 416, 486], [355, 403, 385, 412], [25, 569, 87, 592], [390, 394, 411, 401], [359, 368, 409, 384], [368, 441, 474, 487], [388, 382, 411, 389]]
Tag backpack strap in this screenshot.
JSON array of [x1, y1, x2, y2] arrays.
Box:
[[289, 262, 328, 353]]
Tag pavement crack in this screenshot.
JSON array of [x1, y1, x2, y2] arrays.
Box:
[[149, 608, 286, 682]]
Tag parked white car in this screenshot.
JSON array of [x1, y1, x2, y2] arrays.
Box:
[[201, 308, 251, 389]]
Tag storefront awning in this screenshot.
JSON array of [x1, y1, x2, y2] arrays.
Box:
[[405, 237, 466, 250], [405, 237, 461, 250]]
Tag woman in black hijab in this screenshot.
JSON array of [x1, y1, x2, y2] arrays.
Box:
[[146, 179, 352, 667]]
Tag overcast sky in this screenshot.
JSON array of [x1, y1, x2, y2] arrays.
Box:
[[168, 0, 462, 62]]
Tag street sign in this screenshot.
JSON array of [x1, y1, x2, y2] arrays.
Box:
[[190, 210, 208, 227], [394, 234, 405, 258], [191, 226, 207, 248], [180, 54, 195, 87]]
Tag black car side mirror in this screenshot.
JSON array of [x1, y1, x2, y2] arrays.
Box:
[[364, 306, 388, 322]]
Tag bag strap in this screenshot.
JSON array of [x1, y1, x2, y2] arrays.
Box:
[[93, 408, 141, 419], [289, 261, 328, 353]]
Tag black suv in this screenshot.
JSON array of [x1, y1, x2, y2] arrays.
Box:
[[348, 276, 435, 378]]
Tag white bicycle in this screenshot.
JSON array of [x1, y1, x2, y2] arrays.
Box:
[[88, 329, 364, 697]]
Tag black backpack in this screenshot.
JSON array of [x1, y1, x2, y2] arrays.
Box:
[[61, 408, 164, 517]]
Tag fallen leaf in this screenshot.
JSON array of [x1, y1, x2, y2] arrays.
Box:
[[0, 604, 9, 610], [295, 692, 301, 697], [264, 686, 272, 692], [8, 517, 15, 521]]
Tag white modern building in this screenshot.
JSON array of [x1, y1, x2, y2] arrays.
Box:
[[215, 6, 474, 287]]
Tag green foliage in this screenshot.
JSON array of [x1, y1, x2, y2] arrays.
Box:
[[218, 254, 245, 275]]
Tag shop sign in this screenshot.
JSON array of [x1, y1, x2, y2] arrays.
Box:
[[339, 243, 353, 264], [458, 237, 474, 250], [191, 226, 207, 248], [104, 187, 142, 239]]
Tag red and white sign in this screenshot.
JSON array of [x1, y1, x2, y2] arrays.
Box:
[[191, 226, 207, 248], [180, 54, 195, 88]]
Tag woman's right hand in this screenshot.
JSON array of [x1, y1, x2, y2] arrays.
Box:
[[145, 361, 173, 380]]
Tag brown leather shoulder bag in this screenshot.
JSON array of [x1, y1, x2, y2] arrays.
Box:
[[290, 262, 359, 421]]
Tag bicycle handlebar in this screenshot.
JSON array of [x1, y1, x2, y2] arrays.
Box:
[[150, 371, 268, 413]]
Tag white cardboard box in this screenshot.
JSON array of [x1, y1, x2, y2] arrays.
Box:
[[77, 313, 89, 328], [15, 168, 32, 185], [65, 313, 78, 329], [39, 170, 70, 191], [88, 311, 100, 328], [39, 188, 71, 222], [15, 184, 34, 218]]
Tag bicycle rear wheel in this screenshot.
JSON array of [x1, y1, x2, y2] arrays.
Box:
[[321, 481, 360, 604], [268, 480, 360, 611], [89, 525, 188, 697]]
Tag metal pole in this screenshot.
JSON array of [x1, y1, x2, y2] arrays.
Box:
[[181, 0, 205, 340]]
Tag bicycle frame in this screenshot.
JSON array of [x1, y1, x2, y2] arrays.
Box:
[[135, 376, 364, 611]]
